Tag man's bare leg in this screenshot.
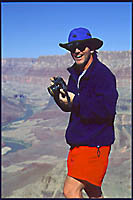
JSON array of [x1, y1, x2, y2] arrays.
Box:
[[63, 176, 85, 198]]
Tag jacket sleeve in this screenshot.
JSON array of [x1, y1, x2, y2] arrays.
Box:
[[72, 73, 119, 123]]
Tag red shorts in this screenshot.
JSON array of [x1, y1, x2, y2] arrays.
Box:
[[67, 145, 111, 187]]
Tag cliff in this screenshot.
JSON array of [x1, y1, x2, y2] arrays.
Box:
[[2, 51, 131, 198]]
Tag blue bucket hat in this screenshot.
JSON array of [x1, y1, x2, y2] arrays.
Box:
[[59, 27, 103, 51]]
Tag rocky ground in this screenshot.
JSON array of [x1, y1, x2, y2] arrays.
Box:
[[1, 51, 131, 198]]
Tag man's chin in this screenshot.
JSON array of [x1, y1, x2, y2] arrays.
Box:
[[76, 60, 87, 68], [76, 60, 85, 66], [76, 56, 90, 68]]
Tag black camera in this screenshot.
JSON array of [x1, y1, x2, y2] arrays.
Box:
[[47, 76, 68, 98]]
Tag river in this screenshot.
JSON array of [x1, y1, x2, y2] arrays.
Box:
[[2, 96, 34, 155], [2, 94, 52, 155], [2, 141, 27, 155]]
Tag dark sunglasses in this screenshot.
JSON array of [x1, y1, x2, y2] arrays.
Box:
[[67, 42, 88, 53]]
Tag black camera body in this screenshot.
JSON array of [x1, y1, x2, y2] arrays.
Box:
[[47, 77, 67, 97]]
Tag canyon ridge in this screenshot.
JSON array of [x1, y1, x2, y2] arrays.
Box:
[[2, 51, 131, 198]]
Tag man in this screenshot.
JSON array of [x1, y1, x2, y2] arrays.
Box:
[[49, 27, 118, 198]]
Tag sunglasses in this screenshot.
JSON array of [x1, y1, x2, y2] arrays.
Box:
[[67, 42, 89, 53]]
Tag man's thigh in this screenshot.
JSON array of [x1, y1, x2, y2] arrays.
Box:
[[64, 175, 85, 192], [64, 176, 103, 198]]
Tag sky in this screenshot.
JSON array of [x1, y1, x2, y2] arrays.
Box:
[[1, 2, 132, 58]]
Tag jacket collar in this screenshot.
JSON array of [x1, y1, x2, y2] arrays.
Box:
[[67, 52, 98, 81]]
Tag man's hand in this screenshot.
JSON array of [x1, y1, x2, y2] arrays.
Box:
[[59, 89, 75, 104], [50, 77, 75, 104], [49, 77, 75, 112]]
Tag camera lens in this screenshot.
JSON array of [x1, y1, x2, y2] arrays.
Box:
[[47, 84, 60, 97], [47, 86, 55, 96]]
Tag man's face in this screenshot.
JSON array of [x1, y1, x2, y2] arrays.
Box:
[[71, 47, 91, 66]]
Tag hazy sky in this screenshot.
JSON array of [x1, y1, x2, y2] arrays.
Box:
[[1, 2, 132, 58]]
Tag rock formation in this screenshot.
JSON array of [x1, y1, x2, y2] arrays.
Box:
[[1, 51, 131, 198]]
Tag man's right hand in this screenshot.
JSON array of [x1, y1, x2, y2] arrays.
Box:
[[49, 77, 75, 112], [59, 89, 75, 105]]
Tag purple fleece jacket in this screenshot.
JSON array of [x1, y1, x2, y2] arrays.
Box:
[[66, 52, 119, 147]]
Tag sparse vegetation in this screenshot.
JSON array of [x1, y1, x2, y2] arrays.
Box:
[[2, 51, 131, 198]]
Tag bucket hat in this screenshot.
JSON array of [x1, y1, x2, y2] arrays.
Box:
[[59, 27, 103, 52]]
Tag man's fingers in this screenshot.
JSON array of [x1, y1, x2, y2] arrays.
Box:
[[60, 89, 65, 94], [50, 77, 55, 85], [50, 76, 56, 81], [60, 89, 66, 97]]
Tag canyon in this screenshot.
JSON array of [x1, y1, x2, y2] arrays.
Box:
[[1, 51, 131, 198]]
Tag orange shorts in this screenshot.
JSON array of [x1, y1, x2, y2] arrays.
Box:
[[67, 145, 111, 187]]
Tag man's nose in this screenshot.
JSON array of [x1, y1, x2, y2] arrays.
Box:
[[74, 48, 80, 53]]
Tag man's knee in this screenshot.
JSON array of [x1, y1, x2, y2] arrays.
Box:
[[63, 185, 72, 198], [63, 184, 81, 198], [63, 176, 84, 198], [63, 182, 78, 198]]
